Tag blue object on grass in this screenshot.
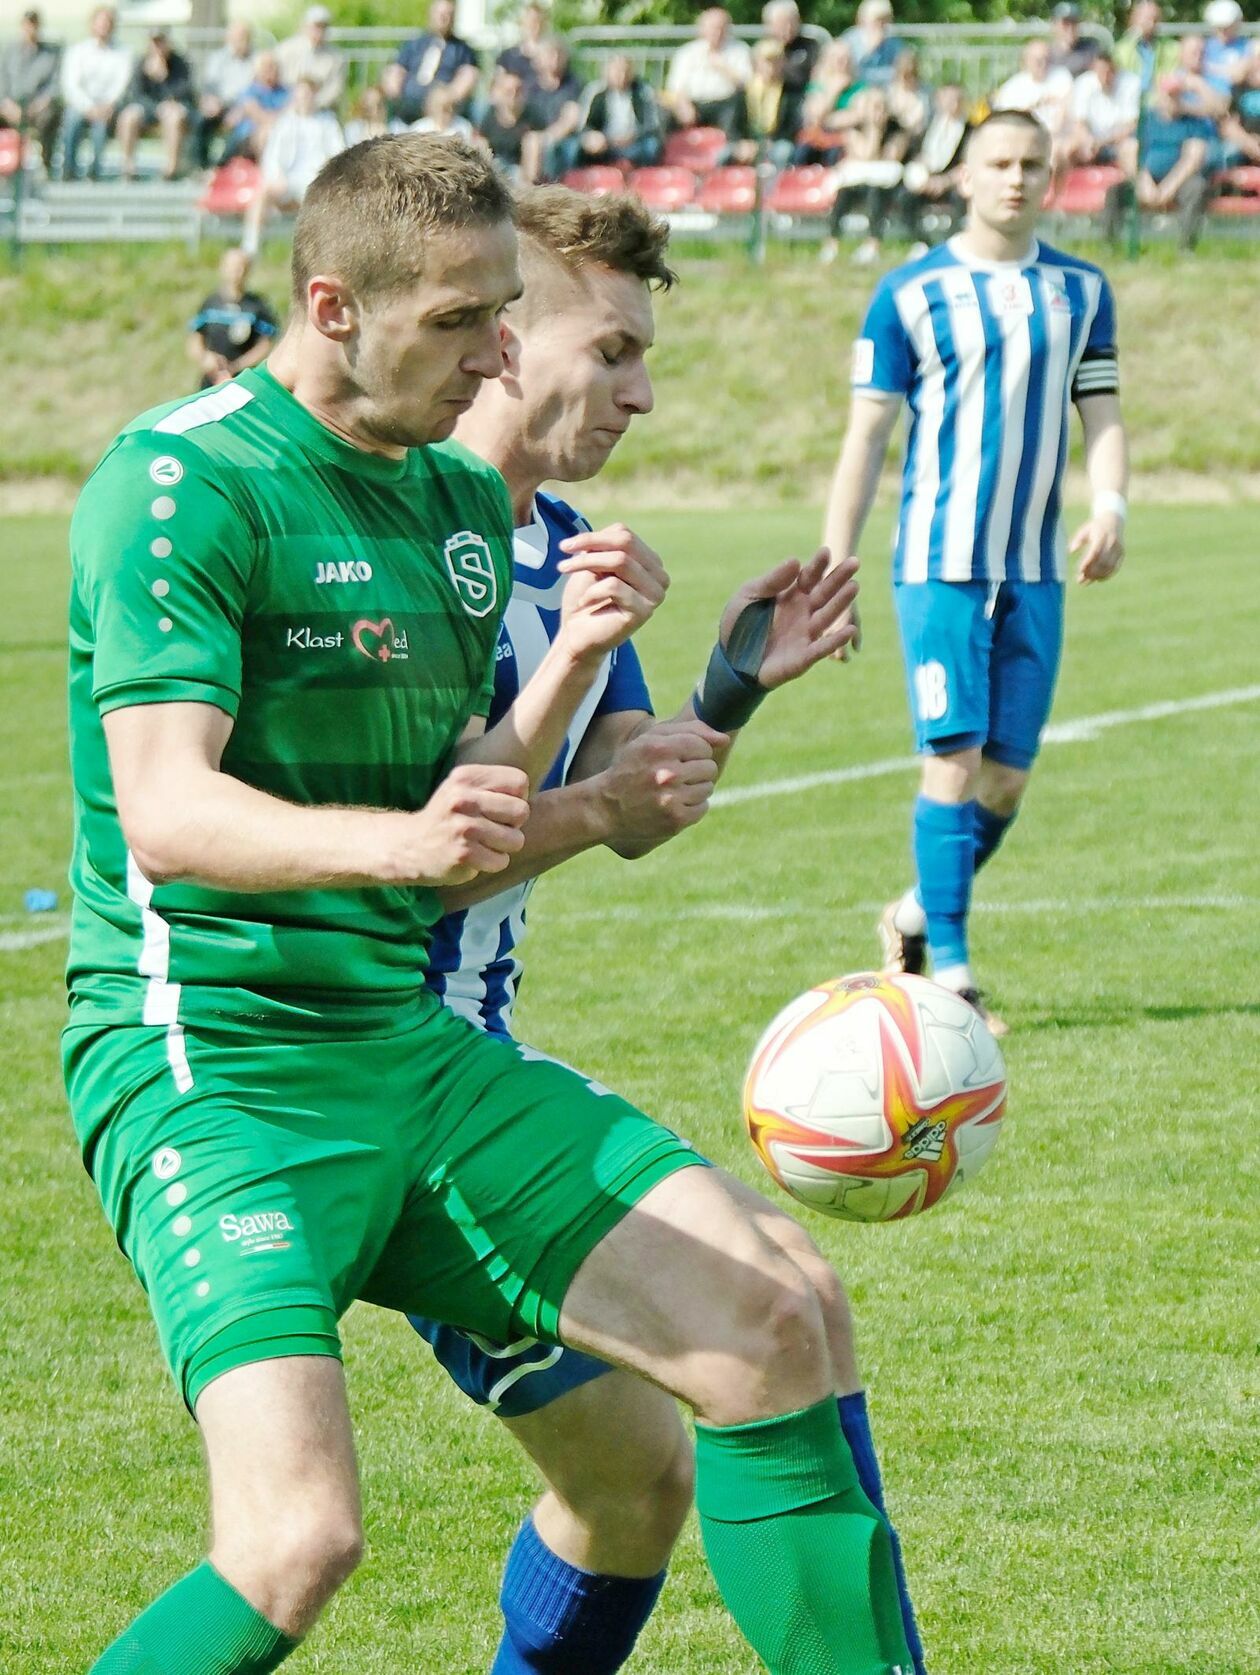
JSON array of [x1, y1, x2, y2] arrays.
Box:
[[24, 889, 59, 913]]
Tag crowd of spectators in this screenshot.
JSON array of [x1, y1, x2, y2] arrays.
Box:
[[1, 0, 1257, 255]]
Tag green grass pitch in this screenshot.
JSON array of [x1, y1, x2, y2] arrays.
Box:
[[1, 506, 1256, 1673]]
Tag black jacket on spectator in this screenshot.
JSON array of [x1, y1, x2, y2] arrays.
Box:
[[779, 31, 819, 132], [526, 75, 582, 131], [583, 80, 660, 142], [128, 50, 195, 111], [480, 106, 533, 167]]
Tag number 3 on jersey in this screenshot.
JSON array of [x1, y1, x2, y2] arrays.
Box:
[[914, 660, 949, 722]]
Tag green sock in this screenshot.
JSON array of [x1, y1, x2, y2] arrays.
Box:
[[91, 1562, 298, 1674], [696, 1397, 913, 1675]]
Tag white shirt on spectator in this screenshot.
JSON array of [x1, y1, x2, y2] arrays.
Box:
[[61, 36, 132, 113], [994, 66, 1074, 130], [408, 114, 476, 140], [667, 37, 753, 105], [262, 108, 345, 195], [918, 113, 967, 176], [202, 46, 256, 108], [1071, 68, 1140, 141]]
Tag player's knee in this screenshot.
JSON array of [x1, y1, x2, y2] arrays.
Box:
[[729, 1254, 829, 1401], [979, 761, 1027, 816], [920, 747, 981, 802], [265, 1503, 364, 1611]]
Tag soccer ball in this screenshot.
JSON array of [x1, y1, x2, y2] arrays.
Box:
[[743, 972, 1007, 1223]]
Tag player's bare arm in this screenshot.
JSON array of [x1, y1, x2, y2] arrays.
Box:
[[1071, 391, 1130, 585], [823, 393, 904, 654], [104, 700, 529, 892], [455, 522, 668, 788]]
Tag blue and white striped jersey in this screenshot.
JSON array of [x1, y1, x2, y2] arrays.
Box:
[[426, 492, 653, 1036], [851, 238, 1119, 585]]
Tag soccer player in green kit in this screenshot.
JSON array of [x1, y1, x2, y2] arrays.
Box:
[[66, 135, 911, 1675]]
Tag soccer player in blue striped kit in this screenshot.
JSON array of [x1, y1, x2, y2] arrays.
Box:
[[824, 108, 1130, 1029], [412, 185, 924, 1674]]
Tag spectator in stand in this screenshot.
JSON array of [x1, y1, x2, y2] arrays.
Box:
[[1220, 38, 1260, 162], [793, 37, 866, 162], [1202, 0, 1250, 94], [821, 85, 915, 266], [221, 50, 289, 162], [522, 36, 582, 181], [410, 79, 477, 142], [1066, 49, 1140, 169], [478, 66, 533, 177], [578, 53, 662, 170], [343, 85, 397, 146], [0, 9, 61, 172], [497, 1, 549, 91], [1103, 43, 1217, 249], [116, 30, 194, 181], [761, 1, 818, 140], [664, 8, 752, 144], [187, 247, 279, 389], [1048, 4, 1099, 79], [886, 48, 931, 140], [383, 0, 479, 127], [895, 80, 970, 250], [276, 6, 346, 113], [994, 38, 1075, 158], [841, 0, 905, 90], [194, 20, 255, 169], [242, 75, 343, 254], [58, 4, 131, 181], [744, 39, 794, 164], [1113, 1, 1178, 99]]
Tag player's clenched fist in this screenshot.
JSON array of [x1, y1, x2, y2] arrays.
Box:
[[555, 523, 670, 662], [396, 764, 530, 886], [598, 720, 727, 853]]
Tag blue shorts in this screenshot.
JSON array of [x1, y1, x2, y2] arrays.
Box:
[[409, 1314, 612, 1419], [894, 578, 1064, 771]]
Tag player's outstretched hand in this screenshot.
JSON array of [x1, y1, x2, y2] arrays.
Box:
[[722, 550, 860, 689], [1070, 512, 1125, 585], [401, 763, 529, 886], [599, 719, 729, 850], [555, 524, 670, 663]]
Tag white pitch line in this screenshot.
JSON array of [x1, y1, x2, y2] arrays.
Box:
[[712, 683, 1260, 808], [547, 896, 1256, 926], [0, 922, 68, 953]]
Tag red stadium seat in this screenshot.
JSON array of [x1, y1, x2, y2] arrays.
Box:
[[1051, 165, 1126, 216], [560, 165, 626, 196], [198, 156, 262, 216], [1211, 164, 1260, 214], [697, 165, 758, 214], [627, 166, 698, 212], [0, 129, 22, 176], [663, 126, 727, 173], [765, 165, 838, 216]]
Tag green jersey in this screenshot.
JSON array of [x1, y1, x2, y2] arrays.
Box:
[[67, 367, 513, 1032]]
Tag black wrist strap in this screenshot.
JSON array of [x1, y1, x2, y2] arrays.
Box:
[[693, 598, 774, 732]]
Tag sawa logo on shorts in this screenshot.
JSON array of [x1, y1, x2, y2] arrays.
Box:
[[444, 531, 498, 618], [220, 1208, 295, 1254], [148, 455, 184, 486]]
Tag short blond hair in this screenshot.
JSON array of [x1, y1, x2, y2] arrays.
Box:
[[291, 134, 515, 305], [514, 186, 676, 297]]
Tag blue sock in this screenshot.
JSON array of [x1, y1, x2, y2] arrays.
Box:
[[491, 1516, 666, 1674], [838, 1392, 927, 1675], [973, 802, 1015, 874], [913, 795, 976, 975]]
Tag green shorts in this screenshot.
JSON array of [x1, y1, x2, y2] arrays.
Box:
[[63, 998, 703, 1412]]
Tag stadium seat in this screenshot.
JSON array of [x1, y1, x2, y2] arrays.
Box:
[[1051, 165, 1126, 216], [765, 165, 838, 217], [627, 166, 699, 212], [1211, 165, 1260, 215], [0, 129, 22, 176], [198, 156, 262, 216], [560, 165, 626, 197], [663, 126, 727, 174], [697, 166, 758, 214]]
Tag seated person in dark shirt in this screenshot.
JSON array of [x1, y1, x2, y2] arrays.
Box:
[[187, 248, 279, 389], [579, 54, 661, 169], [496, 0, 548, 90], [116, 29, 194, 180], [1220, 39, 1260, 163], [478, 67, 534, 177], [522, 36, 582, 181], [1103, 61, 1218, 249], [382, 0, 479, 126], [1049, 3, 1100, 79]]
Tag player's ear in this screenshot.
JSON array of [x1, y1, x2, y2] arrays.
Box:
[[306, 275, 356, 344]]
